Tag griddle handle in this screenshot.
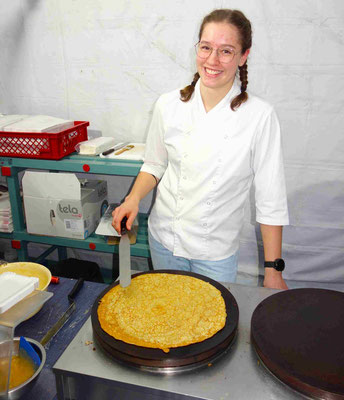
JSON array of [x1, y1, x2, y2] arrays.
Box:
[[68, 278, 84, 303]]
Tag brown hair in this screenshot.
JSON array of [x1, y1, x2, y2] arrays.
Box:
[[180, 9, 252, 111]]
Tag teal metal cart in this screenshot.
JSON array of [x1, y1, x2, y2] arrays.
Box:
[[0, 154, 151, 274]]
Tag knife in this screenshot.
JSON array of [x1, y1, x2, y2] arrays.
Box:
[[102, 142, 130, 156], [119, 217, 131, 288], [40, 278, 84, 346]]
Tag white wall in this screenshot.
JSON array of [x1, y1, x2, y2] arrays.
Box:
[[1, 0, 344, 283]]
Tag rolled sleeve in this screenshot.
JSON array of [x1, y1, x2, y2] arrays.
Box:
[[253, 108, 289, 226], [140, 97, 168, 180]]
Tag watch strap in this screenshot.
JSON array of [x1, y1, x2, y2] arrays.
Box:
[[264, 258, 285, 271], [264, 261, 275, 268]]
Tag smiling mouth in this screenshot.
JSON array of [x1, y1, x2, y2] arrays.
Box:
[[204, 67, 222, 76]]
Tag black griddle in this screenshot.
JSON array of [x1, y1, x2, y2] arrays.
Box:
[[91, 270, 239, 371], [251, 288, 344, 399]]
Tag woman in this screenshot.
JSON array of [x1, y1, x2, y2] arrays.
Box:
[[112, 9, 289, 289]]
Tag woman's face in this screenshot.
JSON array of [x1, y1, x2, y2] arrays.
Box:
[[196, 22, 249, 94]]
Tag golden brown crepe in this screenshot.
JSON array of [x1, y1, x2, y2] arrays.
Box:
[[97, 273, 226, 353]]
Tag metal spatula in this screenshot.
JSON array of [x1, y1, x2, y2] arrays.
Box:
[[119, 217, 131, 288]]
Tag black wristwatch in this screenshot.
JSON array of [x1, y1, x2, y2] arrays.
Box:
[[264, 258, 285, 272]]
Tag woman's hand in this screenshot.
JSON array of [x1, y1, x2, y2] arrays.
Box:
[[112, 195, 139, 235], [111, 171, 159, 235], [263, 269, 288, 290]]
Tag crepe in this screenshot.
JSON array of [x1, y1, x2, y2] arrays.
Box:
[[97, 273, 226, 353]]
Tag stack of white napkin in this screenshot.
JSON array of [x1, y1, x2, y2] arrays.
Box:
[[0, 114, 74, 133], [0, 189, 13, 233], [76, 137, 117, 155]]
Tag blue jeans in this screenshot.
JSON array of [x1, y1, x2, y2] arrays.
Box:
[[148, 230, 238, 283]]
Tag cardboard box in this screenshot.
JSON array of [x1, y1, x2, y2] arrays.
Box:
[[22, 172, 108, 239]]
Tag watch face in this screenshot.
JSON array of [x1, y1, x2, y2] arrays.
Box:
[[275, 258, 285, 271]]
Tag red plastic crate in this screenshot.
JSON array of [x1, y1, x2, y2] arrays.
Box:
[[0, 121, 89, 160]]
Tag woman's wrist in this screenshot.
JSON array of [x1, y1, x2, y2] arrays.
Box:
[[264, 268, 283, 277], [125, 192, 141, 205]]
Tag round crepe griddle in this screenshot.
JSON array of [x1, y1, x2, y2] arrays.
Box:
[[251, 288, 344, 399], [91, 270, 239, 369]]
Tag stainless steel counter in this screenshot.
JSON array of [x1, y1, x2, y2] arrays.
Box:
[[52, 281, 344, 400]]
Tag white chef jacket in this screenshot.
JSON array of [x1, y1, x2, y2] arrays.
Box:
[[141, 79, 289, 261]]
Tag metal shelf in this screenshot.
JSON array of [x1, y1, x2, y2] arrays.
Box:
[[0, 154, 143, 176], [12, 214, 150, 257], [0, 232, 13, 239]]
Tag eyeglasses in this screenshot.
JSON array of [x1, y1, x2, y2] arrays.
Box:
[[195, 41, 237, 63]]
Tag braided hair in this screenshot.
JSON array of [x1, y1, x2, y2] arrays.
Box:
[[180, 9, 252, 111], [231, 61, 248, 110], [180, 72, 200, 102]]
